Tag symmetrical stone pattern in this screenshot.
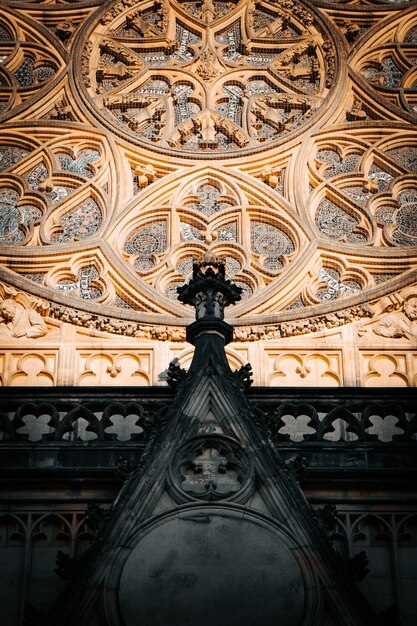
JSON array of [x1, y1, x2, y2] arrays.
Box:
[[83, 0, 334, 154], [1, 505, 415, 623], [1, 392, 415, 442], [0, 0, 417, 385]]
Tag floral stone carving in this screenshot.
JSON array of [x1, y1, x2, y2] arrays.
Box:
[[169, 435, 253, 502]]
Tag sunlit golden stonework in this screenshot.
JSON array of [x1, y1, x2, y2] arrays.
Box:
[[0, 0, 417, 386], [81, 0, 335, 154]]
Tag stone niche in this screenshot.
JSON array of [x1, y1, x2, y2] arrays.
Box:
[[119, 509, 306, 626]]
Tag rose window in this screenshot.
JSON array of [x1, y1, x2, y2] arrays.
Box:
[[81, 0, 336, 156], [0, 0, 416, 330]]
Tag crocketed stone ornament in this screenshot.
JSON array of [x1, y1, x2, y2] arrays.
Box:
[[177, 252, 242, 320], [79, 0, 337, 156]]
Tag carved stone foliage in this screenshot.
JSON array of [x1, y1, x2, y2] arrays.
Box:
[[177, 252, 242, 319], [233, 303, 372, 339], [81, 0, 336, 154], [168, 435, 253, 502]]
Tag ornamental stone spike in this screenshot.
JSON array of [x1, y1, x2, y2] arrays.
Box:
[[177, 252, 243, 374], [176, 251, 242, 322]]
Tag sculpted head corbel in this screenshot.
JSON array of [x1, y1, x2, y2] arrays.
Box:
[[403, 293, 417, 321]]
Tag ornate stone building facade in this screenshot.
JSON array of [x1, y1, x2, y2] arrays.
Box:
[[0, 0, 417, 386], [0, 0, 417, 624]]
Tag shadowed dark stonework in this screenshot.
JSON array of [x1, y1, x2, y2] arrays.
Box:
[[120, 513, 305, 626], [1, 257, 416, 625]]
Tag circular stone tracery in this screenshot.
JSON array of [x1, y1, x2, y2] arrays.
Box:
[[79, 0, 338, 156], [3, 0, 417, 332]]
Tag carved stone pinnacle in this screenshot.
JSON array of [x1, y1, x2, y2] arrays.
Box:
[[177, 253, 242, 321]]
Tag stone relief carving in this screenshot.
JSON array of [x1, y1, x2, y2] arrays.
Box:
[[234, 304, 373, 341], [373, 294, 417, 341], [0, 285, 49, 339], [7, 279, 417, 343], [46, 300, 373, 339], [83, 0, 335, 153], [0, 0, 416, 363], [0, 299, 48, 338], [169, 435, 253, 502], [0, 279, 381, 341]]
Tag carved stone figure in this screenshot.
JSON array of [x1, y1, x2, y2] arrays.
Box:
[[196, 49, 219, 80], [194, 291, 208, 319], [374, 296, 417, 341], [0, 299, 48, 338], [200, 0, 216, 24], [134, 163, 156, 188], [212, 291, 224, 318]]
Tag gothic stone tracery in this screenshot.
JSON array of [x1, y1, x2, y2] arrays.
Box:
[[0, 0, 416, 386]]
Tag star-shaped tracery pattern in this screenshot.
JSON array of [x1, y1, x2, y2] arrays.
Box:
[[82, 0, 336, 153]]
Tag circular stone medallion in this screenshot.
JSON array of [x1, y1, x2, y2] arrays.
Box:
[[119, 512, 305, 626], [79, 0, 337, 157]]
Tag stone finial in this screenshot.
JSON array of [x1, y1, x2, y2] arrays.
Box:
[[177, 253, 242, 321]]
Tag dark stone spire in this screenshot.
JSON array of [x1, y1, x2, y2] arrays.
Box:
[[177, 252, 242, 374], [44, 256, 377, 626]]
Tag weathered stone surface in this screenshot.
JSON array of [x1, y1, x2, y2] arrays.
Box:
[[120, 513, 305, 626]]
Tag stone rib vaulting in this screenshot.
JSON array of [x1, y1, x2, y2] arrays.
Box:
[[0, 0, 417, 623]]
